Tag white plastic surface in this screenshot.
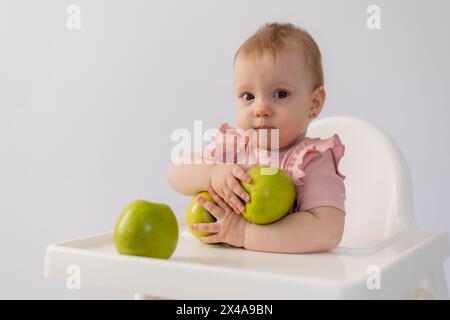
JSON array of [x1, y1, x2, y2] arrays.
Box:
[[44, 116, 450, 299], [308, 116, 417, 248], [45, 221, 449, 299]]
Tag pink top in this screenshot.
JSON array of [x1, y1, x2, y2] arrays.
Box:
[[201, 123, 347, 214]]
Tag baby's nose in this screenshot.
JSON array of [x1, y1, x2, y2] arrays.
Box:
[[253, 101, 272, 117]]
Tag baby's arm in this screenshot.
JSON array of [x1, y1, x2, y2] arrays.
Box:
[[244, 206, 345, 253], [168, 152, 215, 196]]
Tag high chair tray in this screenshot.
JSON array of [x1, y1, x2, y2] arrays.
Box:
[[44, 219, 449, 299]]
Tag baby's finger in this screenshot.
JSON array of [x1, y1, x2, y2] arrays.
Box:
[[215, 188, 236, 212], [232, 166, 252, 184], [197, 196, 224, 219], [230, 182, 250, 203], [216, 186, 239, 212], [190, 222, 220, 233], [222, 188, 242, 214], [224, 188, 245, 214], [208, 188, 231, 211], [226, 177, 250, 204], [200, 234, 222, 244]]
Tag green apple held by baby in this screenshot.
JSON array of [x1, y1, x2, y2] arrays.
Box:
[[186, 166, 296, 234], [240, 166, 296, 224], [186, 191, 217, 239], [114, 200, 179, 259]]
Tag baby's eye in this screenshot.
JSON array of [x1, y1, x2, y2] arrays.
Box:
[[273, 89, 289, 99], [241, 93, 255, 101]]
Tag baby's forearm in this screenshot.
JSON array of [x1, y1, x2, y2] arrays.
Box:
[[168, 152, 215, 196], [244, 211, 340, 253]]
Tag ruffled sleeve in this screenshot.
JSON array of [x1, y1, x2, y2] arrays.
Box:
[[282, 134, 346, 214]]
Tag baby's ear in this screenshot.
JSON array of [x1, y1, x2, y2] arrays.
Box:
[[311, 86, 326, 111], [313, 86, 326, 101]]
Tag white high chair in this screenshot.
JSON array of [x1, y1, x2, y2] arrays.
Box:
[[44, 116, 449, 299]]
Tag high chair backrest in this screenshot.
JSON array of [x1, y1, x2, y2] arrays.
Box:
[[307, 116, 417, 248]]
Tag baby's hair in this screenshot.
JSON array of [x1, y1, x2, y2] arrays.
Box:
[[233, 22, 324, 89]]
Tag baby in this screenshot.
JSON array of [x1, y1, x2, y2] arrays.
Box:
[[168, 22, 346, 253]]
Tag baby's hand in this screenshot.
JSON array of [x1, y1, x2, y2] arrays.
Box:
[[210, 163, 253, 214], [190, 188, 251, 248]]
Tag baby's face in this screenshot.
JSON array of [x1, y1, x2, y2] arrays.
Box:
[[233, 47, 321, 150]]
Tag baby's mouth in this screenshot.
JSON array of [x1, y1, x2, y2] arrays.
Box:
[[254, 125, 276, 129]]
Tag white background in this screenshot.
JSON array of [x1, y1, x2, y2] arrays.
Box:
[[1, 0, 449, 299]]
